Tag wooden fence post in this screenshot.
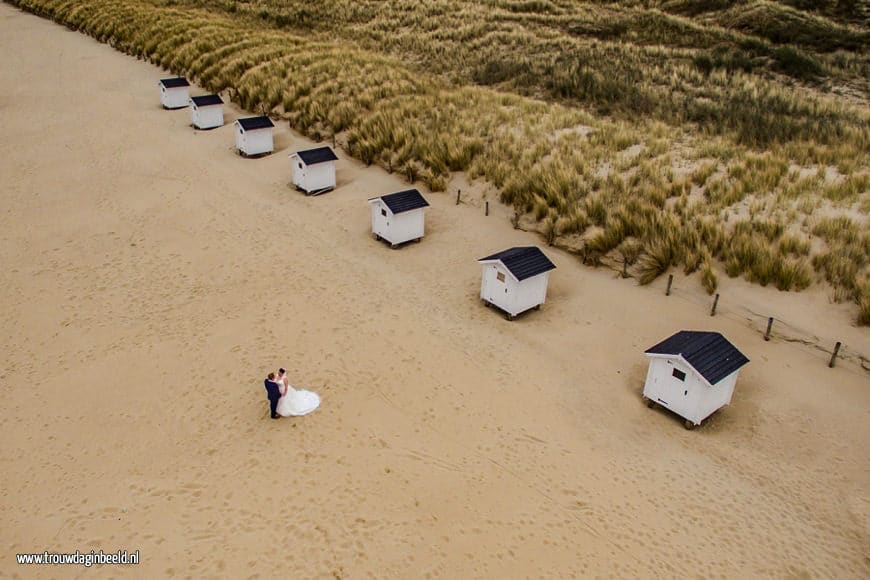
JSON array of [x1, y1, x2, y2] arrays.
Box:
[[456, 189, 461, 205], [485, 201, 489, 216], [829, 341, 841, 368], [710, 293, 720, 316], [665, 274, 673, 296], [764, 317, 774, 341]]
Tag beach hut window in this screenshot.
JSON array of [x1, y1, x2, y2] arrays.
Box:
[[381, 208, 387, 217], [496, 272, 505, 282], [672, 369, 686, 381], [298, 162, 303, 169]]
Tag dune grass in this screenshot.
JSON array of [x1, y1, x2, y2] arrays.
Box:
[[10, 0, 869, 323]]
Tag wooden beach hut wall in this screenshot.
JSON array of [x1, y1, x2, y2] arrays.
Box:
[[478, 246, 556, 320], [159, 77, 190, 109], [643, 331, 749, 429], [368, 189, 430, 247], [289, 146, 338, 195], [190, 94, 224, 130], [234, 116, 274, 157]]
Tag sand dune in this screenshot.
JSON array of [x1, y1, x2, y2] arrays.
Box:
[[1, 5, 868, 578]]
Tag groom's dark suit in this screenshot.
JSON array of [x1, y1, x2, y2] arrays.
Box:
[[264, 379, 282, 419]]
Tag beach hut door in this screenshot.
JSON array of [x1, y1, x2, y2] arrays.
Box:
[[660, 364, 688, 414]]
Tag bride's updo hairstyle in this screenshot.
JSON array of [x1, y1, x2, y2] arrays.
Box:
[[279, 368, 286, 375]]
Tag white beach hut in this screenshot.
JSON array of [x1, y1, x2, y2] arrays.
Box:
[[234, 116, 274, 157], [643, 331, 750, 429], [368, 189, 429, 247], [190, 94, 224, 130], [478, 246, 556, 320], [289, 146, 338, 195], [158, 77, 190, 109]]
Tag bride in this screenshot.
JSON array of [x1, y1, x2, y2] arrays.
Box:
[[275, 368, 321, 417]]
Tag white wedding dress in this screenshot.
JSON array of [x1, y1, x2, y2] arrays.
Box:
[[276, 383, 321, 417]]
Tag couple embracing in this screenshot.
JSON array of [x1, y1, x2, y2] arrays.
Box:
[[264, 368, 321, 419]]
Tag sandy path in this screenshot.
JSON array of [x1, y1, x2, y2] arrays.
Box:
[[1, 4, 868, 578]]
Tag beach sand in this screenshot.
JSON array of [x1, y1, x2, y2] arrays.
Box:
[[1, 4, 868, 578]]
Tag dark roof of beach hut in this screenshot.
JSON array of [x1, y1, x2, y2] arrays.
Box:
[[159, 77, 189, 88], [236, 116, 274, 131], [478, 247, 556, 281], [376, 189, 430, 214], [191, 94, 223, 107], [296, 146, 338, 166], [645, 331, 749, 385]]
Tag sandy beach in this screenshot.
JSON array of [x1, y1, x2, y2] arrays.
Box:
[[1, 4, 868, 578]]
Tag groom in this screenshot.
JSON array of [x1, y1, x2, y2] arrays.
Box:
[[264, 372, 282, 419]]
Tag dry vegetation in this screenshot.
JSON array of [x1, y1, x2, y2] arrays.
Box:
[[10, 0, 869, 323]]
